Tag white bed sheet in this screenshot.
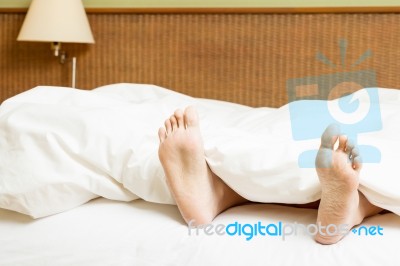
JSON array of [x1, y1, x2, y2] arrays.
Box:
[[0, 198, 399, 266]]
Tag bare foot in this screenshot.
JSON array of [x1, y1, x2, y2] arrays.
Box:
[[158, 107, 247, 225], [315, 124, 381, 244]]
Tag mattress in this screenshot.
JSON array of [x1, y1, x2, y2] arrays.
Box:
[[0, 198, 399, 266]]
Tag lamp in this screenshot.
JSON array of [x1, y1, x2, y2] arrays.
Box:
[[17, 0, 95, 88]]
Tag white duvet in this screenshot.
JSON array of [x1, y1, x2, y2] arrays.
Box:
[[0, 83, 399, 218]]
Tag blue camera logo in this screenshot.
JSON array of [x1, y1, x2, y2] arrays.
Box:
[[286, 40, 382, 168]]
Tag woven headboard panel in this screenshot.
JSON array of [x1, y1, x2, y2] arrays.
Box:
[[1, 12, 400, 107]]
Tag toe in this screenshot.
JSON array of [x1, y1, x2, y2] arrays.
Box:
[[345, 139, 355, 156], [351, 147, 359, 158], [353, 155, 363, 171], [174, 109, 184, 128], [321, 124, 340, 149], [158, 127, 167, 143], [184, 106, 199, 127], [337, 135, 348, 151], [165, 119, 172, 135], [352, 147, 362, 170], [170, 115, 178, 131]]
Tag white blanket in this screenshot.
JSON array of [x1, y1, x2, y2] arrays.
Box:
[[0, 83, 399, 218]]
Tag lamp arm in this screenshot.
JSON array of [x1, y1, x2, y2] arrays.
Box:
[[72, 57, 76, 89], [50, 42, 67, 64]]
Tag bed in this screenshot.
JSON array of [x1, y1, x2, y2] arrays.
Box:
[[1, 7, 400, 266], [1, 198, 400, 265]]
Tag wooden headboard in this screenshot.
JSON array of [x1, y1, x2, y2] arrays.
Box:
[[1, 10, 400, 107]]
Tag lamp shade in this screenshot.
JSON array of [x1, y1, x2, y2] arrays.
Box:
[[17, 0, 94, 44]]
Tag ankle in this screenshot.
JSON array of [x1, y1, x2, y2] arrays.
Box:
[[358, 191, 383, 218]]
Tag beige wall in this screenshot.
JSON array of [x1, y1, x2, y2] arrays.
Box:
[[1, 0, 400, 8]]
